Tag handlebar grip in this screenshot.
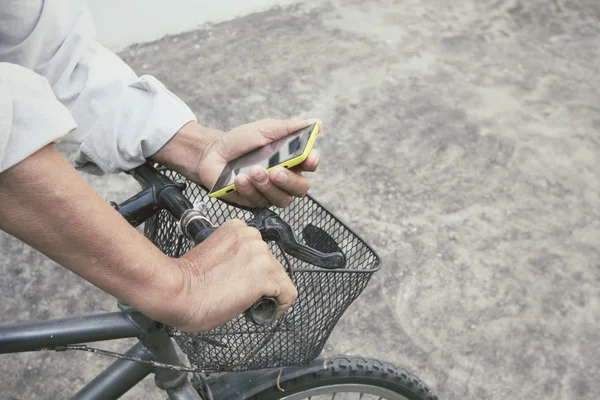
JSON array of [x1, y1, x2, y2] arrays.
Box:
[[192, 226, 216, 244], [244, 296, 279, 326]]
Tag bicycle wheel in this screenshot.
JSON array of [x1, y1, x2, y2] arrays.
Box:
[[252, 356, 439, 400]]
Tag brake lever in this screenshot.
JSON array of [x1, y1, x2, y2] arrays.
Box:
[[246, 209, 346, 269]]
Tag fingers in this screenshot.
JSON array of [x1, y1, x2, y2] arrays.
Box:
[[297, 149, 320, 172], [175, 217, 299, 331], [248, 165, 294, 208], [231, 174, 271, 208], [268, 167, 310, 197], [259, 252, 297, 319], [219, 118, 317, 159], [275, 270, 298, 318], [216, 221, 298, 320], [235, 226, 298, 319], [256, 118, 320, 141], [233, 163, 312, 208]]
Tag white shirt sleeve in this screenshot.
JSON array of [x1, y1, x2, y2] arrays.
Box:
[[0, 63, 77, 172], [0, 0, 197, 174]]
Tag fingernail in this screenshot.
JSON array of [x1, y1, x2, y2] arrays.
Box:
[[308, 152, 319, 165], [275, 170, 288, 184], [252, 169, 268, 184]]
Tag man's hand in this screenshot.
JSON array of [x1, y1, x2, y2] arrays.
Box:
[[151, 119, 322, 208], [173, 219, 297, 332]]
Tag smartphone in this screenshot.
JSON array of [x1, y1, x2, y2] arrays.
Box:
[[208, 122, 319, 198]]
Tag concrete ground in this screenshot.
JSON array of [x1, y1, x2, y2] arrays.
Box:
[[2, 0, 599, 399]]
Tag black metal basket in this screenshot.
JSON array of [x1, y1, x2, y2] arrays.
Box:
[[144, 170, 380, 372]]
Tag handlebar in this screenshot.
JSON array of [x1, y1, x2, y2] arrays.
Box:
[[112, 163, 345, 326]]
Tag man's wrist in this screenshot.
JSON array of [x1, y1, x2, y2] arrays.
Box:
[[149, 121, 221, 186], [123, 254, 191, 326]]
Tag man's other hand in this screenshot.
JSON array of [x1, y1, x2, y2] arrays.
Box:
[[151, 118, 322, 208]]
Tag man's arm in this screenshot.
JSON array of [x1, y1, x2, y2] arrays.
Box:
[[0, 144, 297, 332], [0, 145, 182, 320]]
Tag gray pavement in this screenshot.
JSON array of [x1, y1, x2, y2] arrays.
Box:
[[2, 0, 600, 399]]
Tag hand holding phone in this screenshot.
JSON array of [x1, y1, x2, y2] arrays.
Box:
[[209, 122, 320, 198]]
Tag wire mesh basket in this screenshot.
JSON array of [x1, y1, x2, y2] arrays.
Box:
[[144, 169, 380, 372]]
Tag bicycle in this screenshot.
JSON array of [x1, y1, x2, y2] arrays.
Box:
[[0, 163, 439, 400]]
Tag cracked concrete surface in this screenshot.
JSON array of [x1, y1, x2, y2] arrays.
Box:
[[1, 0, 599, 399]]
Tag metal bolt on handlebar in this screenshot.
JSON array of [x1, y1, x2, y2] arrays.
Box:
[[193, 199, 209, 213], [178, 208, 214, 241], [177, 200, 212, 238]]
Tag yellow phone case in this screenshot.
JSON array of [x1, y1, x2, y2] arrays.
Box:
[[208, 123, 320, 198]]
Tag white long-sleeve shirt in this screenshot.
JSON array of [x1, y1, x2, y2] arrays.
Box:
[[0, 0, 197, 173]]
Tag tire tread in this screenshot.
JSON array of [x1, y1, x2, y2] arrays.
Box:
[[255, 355, 439, 400]]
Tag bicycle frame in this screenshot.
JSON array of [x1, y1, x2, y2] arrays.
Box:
[[0, 303, 199, 399], [0, 306, 328, 399], [0, 163, 329, 399]]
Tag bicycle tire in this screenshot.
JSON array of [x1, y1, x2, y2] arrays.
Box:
[[251, 356, 439, 400]]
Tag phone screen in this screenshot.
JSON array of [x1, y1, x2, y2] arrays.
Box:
[[209, 123, 316, 194]]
